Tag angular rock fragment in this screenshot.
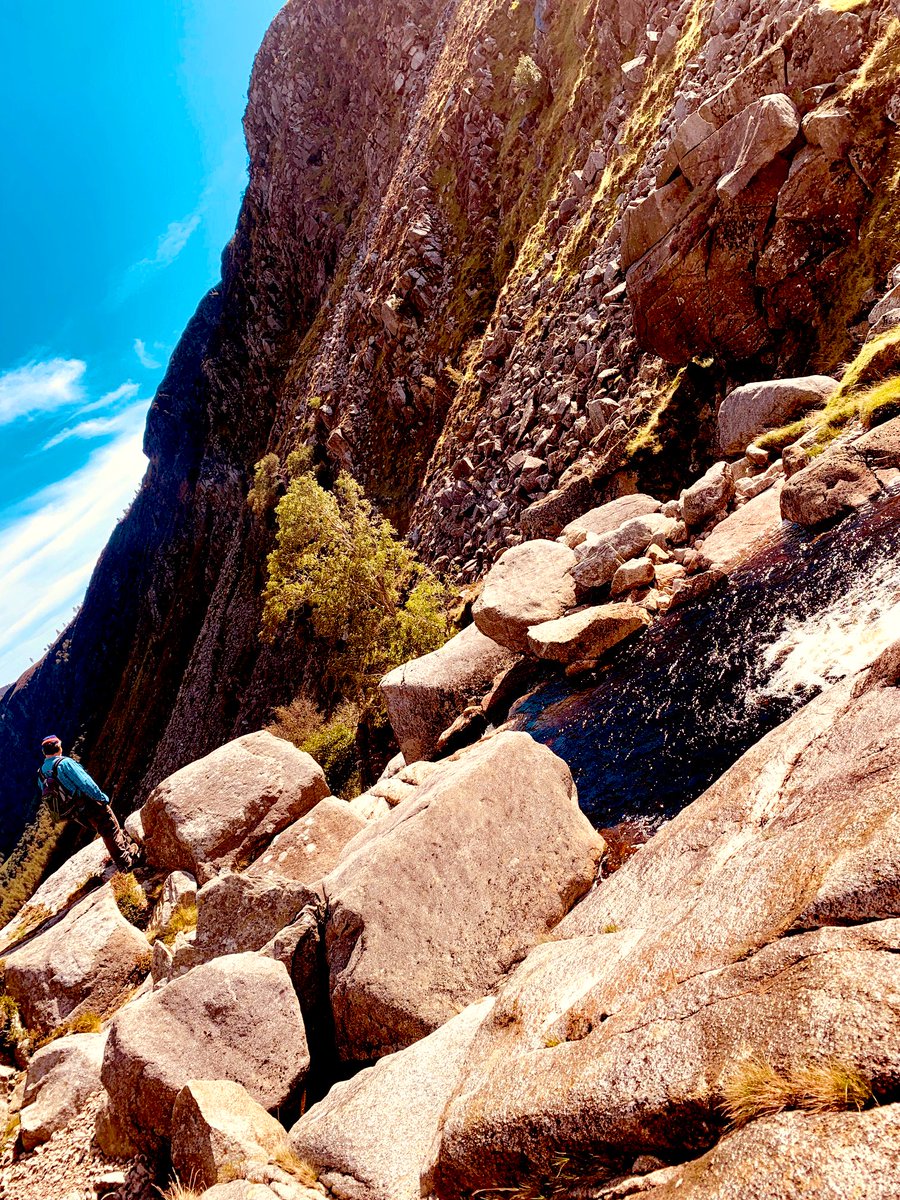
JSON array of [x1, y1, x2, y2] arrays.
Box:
[[571, 514, 678, 589], [142, 731, 329, 882], [102, 952, 309, 1149], [561, 494, 661, 549], [472, 541, 577, 650], [324, 732, 604, 1061], [171, 1079, 294, 1191], [19, 1031, 107, 1150], [4, 884, 150, 1034], [192, 872, 322, 964], [246, 798, 365, 884], [681, 462, 735, 529], [380, 622, 518, 761], [526, 604, 650, 665]]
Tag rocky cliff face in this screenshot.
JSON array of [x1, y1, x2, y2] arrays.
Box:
[[1, 0, 898, 846]]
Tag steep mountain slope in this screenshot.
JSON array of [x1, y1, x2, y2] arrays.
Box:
[[1, 0, 897, 848]]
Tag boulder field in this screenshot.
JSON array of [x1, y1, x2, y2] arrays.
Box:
[[2, 567, 900, 1196], [2, 0, 900, 1192]]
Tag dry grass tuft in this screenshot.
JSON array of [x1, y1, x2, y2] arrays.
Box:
[[111, 872, 149, 926], [151, 901, 199, 947], [156, 1180, 202, 1200], [721, 1054, 873, 1128], [274, 1146, 319, 1185]]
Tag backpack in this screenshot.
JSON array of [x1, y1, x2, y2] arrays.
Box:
[[39, 758, 80, 822]]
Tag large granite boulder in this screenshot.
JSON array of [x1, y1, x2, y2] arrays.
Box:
[[4, 884, 150, 1034], [142, 731, 329, 883], [101, 952, 309, 1149], [19, 1031, 107, 1149], [597, 1106, 900, 1199], [560, 494, 661, 549], [171, 1079, 294, 1191], [717, 376, 838, 456], [291, 999, 493, 1200], [323, 731, 604, 1061], [380, 623, 518, 762], [247, 798, 365, 883], [430, 638, 900, 1191], [780, 445, 881, 527], [472, 541, 577, 651], [526, 604, 650, 665], [191, 872, 322, 964], [433, 923, 900, 1193], [0, 839, 110, 954]]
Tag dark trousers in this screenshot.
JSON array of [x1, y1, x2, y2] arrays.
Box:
[[82, 799, 135, 872]]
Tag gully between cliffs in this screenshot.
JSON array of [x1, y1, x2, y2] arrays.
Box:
[[514, 491, 900, 835]]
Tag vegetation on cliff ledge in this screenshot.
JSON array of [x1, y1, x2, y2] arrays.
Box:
[[258, 460, 451, 791]]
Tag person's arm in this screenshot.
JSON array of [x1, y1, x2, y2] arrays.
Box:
[[57, 759, 109, 804]]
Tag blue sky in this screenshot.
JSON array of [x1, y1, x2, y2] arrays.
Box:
[[0, 0, 284, 685]]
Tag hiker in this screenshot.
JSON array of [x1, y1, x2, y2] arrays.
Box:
[[37, 735, 138, 872]]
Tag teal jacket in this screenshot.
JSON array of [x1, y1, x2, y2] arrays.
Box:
[[39, 755, 109, 804]]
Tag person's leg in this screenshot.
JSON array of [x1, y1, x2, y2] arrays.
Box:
[[83, 800, 136, 872]]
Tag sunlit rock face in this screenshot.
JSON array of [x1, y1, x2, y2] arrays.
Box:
[[0, 0, 897, 852]]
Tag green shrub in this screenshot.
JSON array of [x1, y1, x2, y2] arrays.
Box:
[[247, 453, 281, 517], [300, 703, 362, 798], [0, 994, 22, 1058], [0, 806, 65, 932], [261, 469, 450, 704]]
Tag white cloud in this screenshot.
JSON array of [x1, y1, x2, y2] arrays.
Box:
[[147, 213, 201, 267], [0, 424, 149, 685], [0, 359, 86, 425], [43, 400, 147, 450], [134, 339, 161, 370], [78, 381, 140, 415]]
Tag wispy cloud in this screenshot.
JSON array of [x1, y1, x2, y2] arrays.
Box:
[[134, 339, 161, 370], [0, 426, 148, 684], [0, 359, 86, 425], [43, 399, 147, 450], [141, 212, 201, 269], [78, 381, 140, 415]]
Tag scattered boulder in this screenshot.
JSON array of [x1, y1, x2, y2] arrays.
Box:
[[472, 541, 577, 651], [101, 952, 309, 1149], [561, 494, 661, 549], [526, 604, 650, 665], [717, 376, 838, 456], [380, 623, 518, 762], [291, 999, 493, 1200], [171, 1079, 293, 1191], [142, 731, 330, 883], [599, 1105, 900, 1199], [19, 1031, 107, 1150], [192, 872, 322, 964], [4, 884, 150, 1034], [695, 482, 784, 574], [610, 557, 655, 595], [780, 445, 882, 527], [247, 798, 365, 884], [571, 513, 678, 589], [855, 415, 900, 470], [0, 839, 110, 953], [681, 462, 735, 529], [324, 732, 604, 1061]]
